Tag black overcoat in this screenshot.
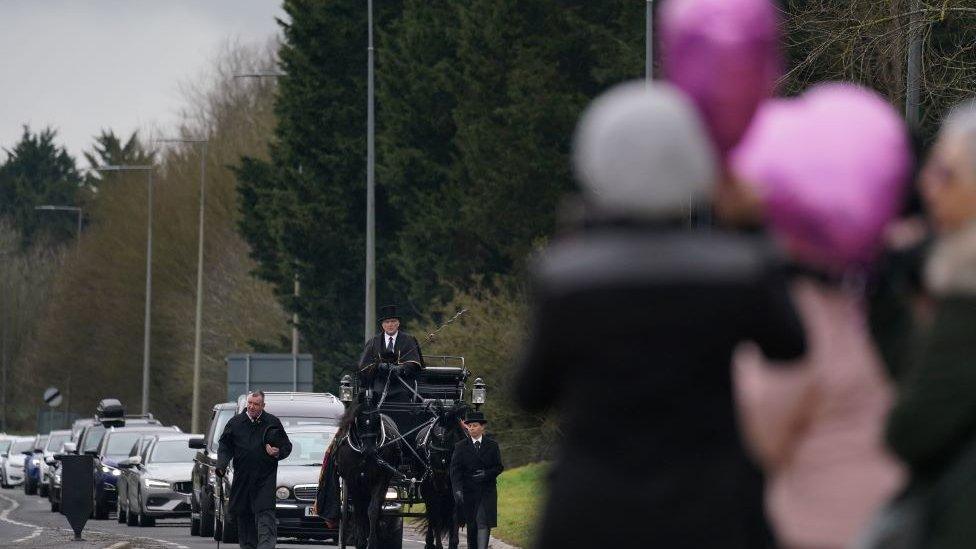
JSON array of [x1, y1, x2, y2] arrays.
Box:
[[516, 224, 807, 549], [449, 435, 503, 528], [359, 331, 424, 370], [217, 411, 292, 515]]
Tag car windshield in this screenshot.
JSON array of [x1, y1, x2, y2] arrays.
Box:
[[151, 440, 196, 463], [280, 416, 337, 427], [280, 429, 337, 465], [45, 434, 70, 452], [34, 435, 48, 451], [0, 440, 11, 454], [11, 439, 33, 453], [105, 433, 149, 458], [81, 425, 106, 453], [208, 409, 235, 452]]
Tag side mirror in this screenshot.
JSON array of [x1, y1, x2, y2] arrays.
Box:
[[188, 437, 206, 450], [129, 455, 142, 466]]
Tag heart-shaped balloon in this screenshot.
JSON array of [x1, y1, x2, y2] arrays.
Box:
[[661, 0, 782, 157], [730, 83, 913, 273]]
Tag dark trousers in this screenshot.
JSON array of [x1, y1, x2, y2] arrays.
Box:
[[465, 502, 490, 549], [237, 508, 277, 549]]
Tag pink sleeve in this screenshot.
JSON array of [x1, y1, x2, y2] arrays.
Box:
[[734, 342, 816, 470]]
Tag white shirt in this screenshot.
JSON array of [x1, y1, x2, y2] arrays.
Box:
[[385, 332, 398, 350], [471, 436, 483, 445], [247, 411, 263, 423]]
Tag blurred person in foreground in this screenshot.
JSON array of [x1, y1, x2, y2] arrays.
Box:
[[515, 81, 806, 549], [883, 100, 976, 549], [730, 83, 912, 549]]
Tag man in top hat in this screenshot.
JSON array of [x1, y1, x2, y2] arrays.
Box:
[[359, 304, 425, 372], [450, 411, 504, 549]]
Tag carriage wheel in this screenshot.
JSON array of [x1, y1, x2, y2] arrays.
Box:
[[338, 479, 350, 549]]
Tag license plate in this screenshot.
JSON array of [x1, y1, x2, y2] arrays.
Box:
[[304, 506, 316, 517]]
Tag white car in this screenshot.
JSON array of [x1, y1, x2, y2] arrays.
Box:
[[38, 430, 71, 497], [1, 437, 35, 488]]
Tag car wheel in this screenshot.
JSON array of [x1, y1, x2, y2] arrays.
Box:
[[138, 513, 156, 527], [50, 498, 59, 513], [93, 488, 109, 520], [39, 483, 49, 498]]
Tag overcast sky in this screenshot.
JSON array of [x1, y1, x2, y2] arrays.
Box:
[[0, 0, 285, 163]]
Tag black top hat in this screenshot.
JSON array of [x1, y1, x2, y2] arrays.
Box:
[[464, 410, 487, 424], [379, 305, 400, 322]]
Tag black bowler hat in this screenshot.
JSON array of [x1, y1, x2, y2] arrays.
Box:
[[263, 425, 287, 448], [464, 411, 487, 424], [379, 305, 400, 322]]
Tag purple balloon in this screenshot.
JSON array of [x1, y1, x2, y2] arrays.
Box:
[[661, 0, 782, 156], [730, 83, 913, 272]]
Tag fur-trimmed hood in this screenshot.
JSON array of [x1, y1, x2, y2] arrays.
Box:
[[926, 222, 976, 296]]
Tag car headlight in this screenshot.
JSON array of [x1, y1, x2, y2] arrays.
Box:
[[275, 486, 290, 500], [100, 465, 122, 477], [144, 478, 170, 488], [385, 488, 398, 500]]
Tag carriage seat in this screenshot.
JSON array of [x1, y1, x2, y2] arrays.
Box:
[[418, 366, 467, 401]]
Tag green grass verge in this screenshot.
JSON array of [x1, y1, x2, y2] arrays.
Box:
[[494, 461, 547, 548]]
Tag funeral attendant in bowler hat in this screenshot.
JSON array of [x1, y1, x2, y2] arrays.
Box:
[[450, 411, 504, 549], [359, 304, 425, 371]]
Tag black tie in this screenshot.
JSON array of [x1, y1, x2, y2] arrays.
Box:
[[475, 440, 481, 451], [386, 336, 394, 352]]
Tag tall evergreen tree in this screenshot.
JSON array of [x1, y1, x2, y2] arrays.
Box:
[[0, 126, 83, 247]]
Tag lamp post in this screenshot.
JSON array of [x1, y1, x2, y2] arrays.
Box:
[[96, 164, 155, 414], [364, 0, 377, 343], [34, 205, 84, 421], [156, 138, 208, 433], [233, 72, 301, 390], [646, 0, 654, 83]]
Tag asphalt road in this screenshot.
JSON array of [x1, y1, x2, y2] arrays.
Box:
[[0, 485, 445, 549]]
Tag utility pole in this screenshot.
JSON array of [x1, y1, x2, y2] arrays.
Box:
[[97, 165, 155, 414], [364, 0, 377, 342], [156, 138, 208, 433], [646, 0, 654, 84], [906, 0, 922, 129]]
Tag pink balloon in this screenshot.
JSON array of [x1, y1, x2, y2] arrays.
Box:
[[730, 83, 913, 272], [661, 0, 782, 156]]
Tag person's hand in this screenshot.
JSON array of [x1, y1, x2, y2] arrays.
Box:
[[266, 444, 279, 458], [453, 490, 464, 506], [215, 468, 225, 478]]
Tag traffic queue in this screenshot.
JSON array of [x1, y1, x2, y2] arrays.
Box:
[[0, 392, 353, 545]]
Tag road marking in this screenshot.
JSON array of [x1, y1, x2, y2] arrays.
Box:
[[0, 492, 44, 543]]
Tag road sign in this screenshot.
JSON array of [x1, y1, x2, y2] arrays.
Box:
[[43, 387, 63, 407]]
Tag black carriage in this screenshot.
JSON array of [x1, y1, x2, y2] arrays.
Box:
[[335, 355, 486, 549]]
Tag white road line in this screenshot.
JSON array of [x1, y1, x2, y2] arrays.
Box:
[[0, 492, 44, 543]]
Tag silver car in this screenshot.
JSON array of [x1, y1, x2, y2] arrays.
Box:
[[120, 433, 199, 527], [38, 430, 71, 497], [1, 437, 34, 488]]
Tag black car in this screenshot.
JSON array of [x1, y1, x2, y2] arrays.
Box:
[[89, 424, 180, 519], [188, 402, 236, 537], [210, 392, 345, 544]]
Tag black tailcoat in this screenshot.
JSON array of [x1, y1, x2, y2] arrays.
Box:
[[217, 411, 292, 515], [449, 435, 503, 527], [359, 330, 425, 370]]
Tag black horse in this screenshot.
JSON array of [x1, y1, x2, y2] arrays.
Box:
[[416, 402, 469, 549]]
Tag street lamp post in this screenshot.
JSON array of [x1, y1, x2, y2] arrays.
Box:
[[96, 164, 155, 415], [34, 205, 84, 421], [646, 0, 654, 83], [157, 138, 208, 433]]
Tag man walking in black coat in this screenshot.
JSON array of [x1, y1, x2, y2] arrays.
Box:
[[217, 391, 292, 549], [450, 411, 503, 549]]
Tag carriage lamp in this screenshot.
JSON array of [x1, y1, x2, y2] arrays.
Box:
[[472, 378, 487, 407], [340, 375, 353, 402], [276, 486, 290, 500]]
